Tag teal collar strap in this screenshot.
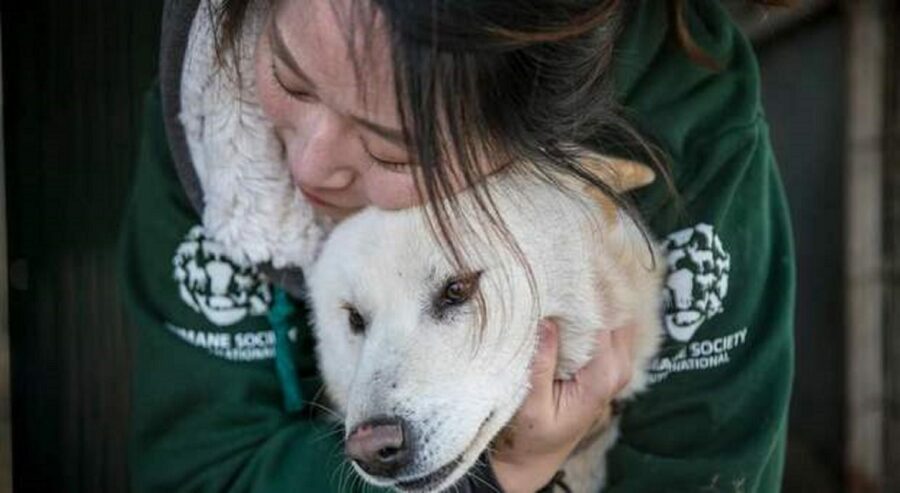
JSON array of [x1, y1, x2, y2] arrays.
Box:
[[268, 286, 305, 413]]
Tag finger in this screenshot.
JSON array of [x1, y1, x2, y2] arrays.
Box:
[[563, 329, 612, 402], [608, 324, 635, 393], [610, 322, 635, 357], [545, 329, 613, 427], [573, 326, 633, 403], [524, 319, 560, 407]]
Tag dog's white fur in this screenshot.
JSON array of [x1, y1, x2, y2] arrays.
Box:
[[307, 158, 664, 492]]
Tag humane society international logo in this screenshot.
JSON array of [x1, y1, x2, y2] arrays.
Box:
[[662, 223, 731, 342], [173, 225, 272, 327], [649, 223, 744, 383]]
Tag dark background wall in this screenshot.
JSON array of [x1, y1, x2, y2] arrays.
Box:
[[2, 2, 162, 491], [1, 2, 847, 492], [754, 7, 846, 492]]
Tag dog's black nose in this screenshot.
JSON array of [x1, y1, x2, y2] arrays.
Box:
[[345, 417, 410, 478]]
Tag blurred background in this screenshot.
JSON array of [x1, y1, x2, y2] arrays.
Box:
[[0, 0, 896, 491]]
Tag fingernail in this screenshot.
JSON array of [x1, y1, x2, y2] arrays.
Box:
[[538, 321, 553, 347]]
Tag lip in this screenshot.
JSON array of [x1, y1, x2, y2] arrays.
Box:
[[393, 412, 496, 493], [299, 187, 336, 208], [395, 456, 462, 492], [298, 187, 344, 210]]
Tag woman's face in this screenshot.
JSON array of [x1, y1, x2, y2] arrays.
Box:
[[255, 0, 421, 221]]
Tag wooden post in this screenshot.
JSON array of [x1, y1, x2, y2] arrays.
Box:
[[883, 1, 900, 491], [726, 0, 834, 43], [845, 1, 886, 492], [0, 15, 12, 493]]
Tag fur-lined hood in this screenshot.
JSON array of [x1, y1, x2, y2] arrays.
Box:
[[160, 0, 327, 297]]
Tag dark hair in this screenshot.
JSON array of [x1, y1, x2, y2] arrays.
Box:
[[213, 0, 788, 269]]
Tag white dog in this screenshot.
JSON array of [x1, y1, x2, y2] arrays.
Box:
[[306, 154, 665, 492]]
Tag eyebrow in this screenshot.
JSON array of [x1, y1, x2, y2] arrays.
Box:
[[270, 19, 318, 91], [270, 20, 407, 147], [351, 115, 406, 145]]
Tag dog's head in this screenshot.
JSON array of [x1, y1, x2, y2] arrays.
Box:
[[306, 156, 657, 492], [308, 203, 538, 491]]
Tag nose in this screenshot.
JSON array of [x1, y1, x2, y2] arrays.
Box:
[[345, 417, 411, 478], [287, 113, 356, 190]]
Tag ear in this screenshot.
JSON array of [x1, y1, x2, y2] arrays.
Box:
[[577, 151, 656, 193]]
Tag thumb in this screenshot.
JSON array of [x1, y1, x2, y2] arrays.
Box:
[[528, 320, 560, 402]]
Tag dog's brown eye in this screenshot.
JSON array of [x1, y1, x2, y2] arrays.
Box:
[[440, 273, 481, 307], [344, 305, 366, 334], [444, 281, 468, 304]]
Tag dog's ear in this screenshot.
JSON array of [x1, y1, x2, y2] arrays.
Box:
[[559, 150, 656, 221], [577, 152, 656, 193]]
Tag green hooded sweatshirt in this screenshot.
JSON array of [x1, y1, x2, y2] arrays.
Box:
[[120, 0, 795, 491]]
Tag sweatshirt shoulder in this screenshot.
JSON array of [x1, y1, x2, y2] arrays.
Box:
[[613, 0, 763, 162]]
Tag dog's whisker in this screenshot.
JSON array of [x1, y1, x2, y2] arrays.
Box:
[[307, 418, 345, 446], [337, 460, 353, 493], [325, 435, 346, 461], [306, 400, 344, 421], [343, 462, 357, 493], [311, 383, 327, 401], [310, 427, 346, 445], [341, 472, 351, 493], [327, 460, 340, 491], [351, 465, 367, 493], [467, 465, 503, 493], [326, 450, 351, 492]]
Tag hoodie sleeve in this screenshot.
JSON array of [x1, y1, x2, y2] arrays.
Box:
[[603, 1, 795, 491], [120, 87, 374, 492]]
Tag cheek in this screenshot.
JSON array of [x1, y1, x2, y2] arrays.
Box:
[[362, 161, 499, 211], [361, 172, 420, 210]]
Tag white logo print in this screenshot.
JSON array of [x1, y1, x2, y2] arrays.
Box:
[[662, 223, 731, 342], [173, 225, 272, 326], [164, 322, 296, 362]]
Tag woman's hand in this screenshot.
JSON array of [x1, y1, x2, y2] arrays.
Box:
[[489, 320, 635, 493]]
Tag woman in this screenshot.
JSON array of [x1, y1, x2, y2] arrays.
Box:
[[120, 0, 795, 491]]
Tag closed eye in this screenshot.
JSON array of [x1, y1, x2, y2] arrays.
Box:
[[270, 60, 317, 103], [360, 138, 411, 173]]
